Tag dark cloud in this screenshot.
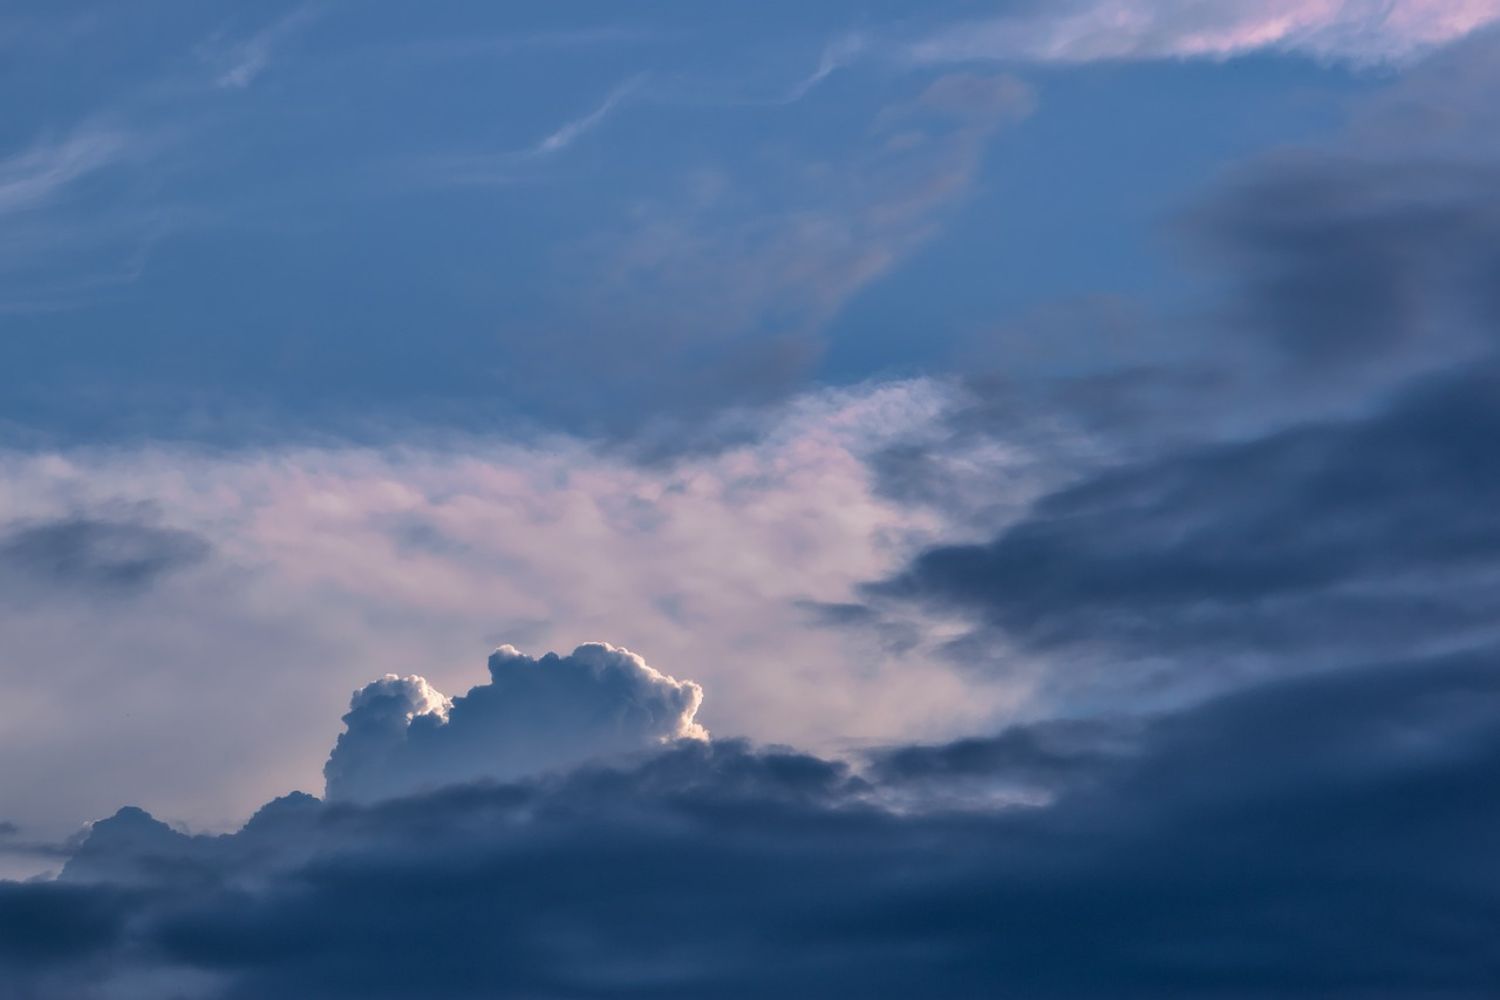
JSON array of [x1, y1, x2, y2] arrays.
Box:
[[0, 516, 208, 596], [0, 882, 133, 964], [1175, 29, 1500, 377], [1188, 154, 1500, 369], [1, 647, 1493, 997], [324, 643, 707, 802], [867, 716, 1141, 807], [870, 363, 1500, 689]]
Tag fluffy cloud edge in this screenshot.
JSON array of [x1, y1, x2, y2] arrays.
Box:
[[324, 642, 709, 803]]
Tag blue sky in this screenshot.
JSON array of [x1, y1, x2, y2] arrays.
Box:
[[1, 0, 1386, 440], [4, 3, 1500, 997]]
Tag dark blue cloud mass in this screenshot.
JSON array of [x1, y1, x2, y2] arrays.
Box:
[[872, 363, 1500, 673], [2, 646, 1496, 998]]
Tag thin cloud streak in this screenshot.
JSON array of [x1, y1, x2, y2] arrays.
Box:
[[415, 74, 647, 186], [208, 4, 326, 89], [0, 127, 131, 217], [531, 74, 646, 156], [908, 0, 1500, 66]]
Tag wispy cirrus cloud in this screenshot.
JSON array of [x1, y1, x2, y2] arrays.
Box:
[[529, 74, 645, 156], [0, 123, 164, 312], [204, 4, 325, 90], [0, 127, 131, 218], [909, 0, 1500, 66], [545, 73, 1036, 416], [417, 74, 646, 187]]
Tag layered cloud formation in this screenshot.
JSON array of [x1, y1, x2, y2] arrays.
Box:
[[5, 6, 1500, 996], [325, 643, 707, 802], [4, 641, 1495, 997]]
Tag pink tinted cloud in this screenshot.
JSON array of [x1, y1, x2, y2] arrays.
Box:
[[911, 0, 1500, 65]]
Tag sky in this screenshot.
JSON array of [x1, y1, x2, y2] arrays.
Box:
[[3, 1, 1500, 996]]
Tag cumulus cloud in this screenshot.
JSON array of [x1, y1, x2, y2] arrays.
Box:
[[9, 646, 1498, 997], [910, 0, 1500, 66], [325, 643, 708, 802]]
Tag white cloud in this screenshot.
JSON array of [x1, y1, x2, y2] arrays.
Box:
[[324, 642, 707, 802], [910, 0, 1500, 66]]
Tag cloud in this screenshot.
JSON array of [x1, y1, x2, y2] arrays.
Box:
[[421, 73, 645, 186], [767, 33, 868, 105], [867, 716, 1142, 808], [1189, 157, 1500, 369], [207, 5, 324, 90], [1179, 32, 1500, 378], [10, 645, 1499, 997], [909, 0, 1500, 66], [530, 75, 644, 156], [0, 882, 133, 966], [324, 643, 707, 802], [554, 73, 1034, 419], [868, 360, 1500, 709], [0, 127, 131, 218], [0, 118, 168, 314], [0, 516, 209, 596], [849, 30, 1500, 707]]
